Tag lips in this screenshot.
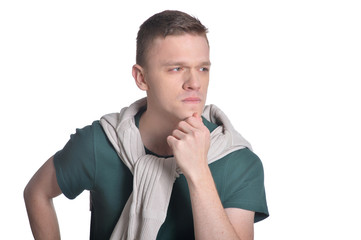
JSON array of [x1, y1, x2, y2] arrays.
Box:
[[182, 97, 201, 103]]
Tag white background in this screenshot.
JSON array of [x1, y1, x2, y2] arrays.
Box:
[[1, 0, 360, 239]]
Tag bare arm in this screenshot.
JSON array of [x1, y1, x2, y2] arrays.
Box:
[[167, 114, 254, 240], [24, 156, 62, 240], [185, 161, 254, 240]]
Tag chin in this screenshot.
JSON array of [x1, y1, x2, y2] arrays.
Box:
[[169, 103, 205, 120], [179, 109, 203, 120]]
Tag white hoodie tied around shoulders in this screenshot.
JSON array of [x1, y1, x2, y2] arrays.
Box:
[[100, 98, 252, 240]]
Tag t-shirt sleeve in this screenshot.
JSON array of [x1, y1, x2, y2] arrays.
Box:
[[53, 122, 97, 199], [222, 148, 269, 222]]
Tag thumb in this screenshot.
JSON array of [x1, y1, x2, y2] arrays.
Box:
[[167, 135, 175, 148], [192, 112, 201, 121]]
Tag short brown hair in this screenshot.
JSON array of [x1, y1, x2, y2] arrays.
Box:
[[136, 10, 208, 67]]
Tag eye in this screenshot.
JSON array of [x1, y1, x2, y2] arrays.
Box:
[[200, 67, 209, 72], [170, 67, 182, 72]]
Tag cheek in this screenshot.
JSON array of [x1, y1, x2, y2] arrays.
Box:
[[149, 81, 177, 101], [201, 76, 210, 90], [146, 71, 185, 98], [157, 77, 182, 93]]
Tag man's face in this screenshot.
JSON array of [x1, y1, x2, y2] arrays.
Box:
[[143, 33, 210, 121]]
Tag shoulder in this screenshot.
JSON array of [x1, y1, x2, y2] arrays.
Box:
[[222, 148, 265, 191], [62, 121, 107, 154], [58, 120, 117, 164], [67, 120, 108, 144], [226, 148, 263, 172], [77, 120, 103, 136], [210, 148, 263, 172], [54, 121, 97, 160], [66, 121, 101, 142]]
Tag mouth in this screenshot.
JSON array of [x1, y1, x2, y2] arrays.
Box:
[[182, 97, 202, 104]]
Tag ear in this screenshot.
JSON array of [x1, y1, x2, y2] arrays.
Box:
[[132, 64, 149, 91]]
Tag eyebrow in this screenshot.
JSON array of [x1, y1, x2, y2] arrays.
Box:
[[162, 61, 211, 67]]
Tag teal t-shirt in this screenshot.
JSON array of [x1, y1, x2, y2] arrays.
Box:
[[54, 113, 269, 239]]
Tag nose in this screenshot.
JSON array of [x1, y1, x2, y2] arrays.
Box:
[[183, 70, 200, 91]]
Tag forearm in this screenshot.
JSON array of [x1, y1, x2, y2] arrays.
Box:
[[186, 166, 240, 240], [24, 189, 61, 240]]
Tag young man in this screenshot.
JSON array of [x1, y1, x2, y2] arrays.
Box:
[[24, 10, 269, 240]]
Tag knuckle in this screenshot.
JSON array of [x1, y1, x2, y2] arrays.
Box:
[[178, 121, 185, 128], [193, 130, 202, 139], [183, 134, 191, 141], [173, 129, 180, 136]]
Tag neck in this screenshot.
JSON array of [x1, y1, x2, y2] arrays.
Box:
[[139, 109, 179, 157]]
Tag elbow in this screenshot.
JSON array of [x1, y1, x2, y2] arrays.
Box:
[[24, 183, 29, 200], [23, 182, 48, 212], [24, 180, 39, 205], [23, 182, 33, 204], [23, 183, 33, 215]]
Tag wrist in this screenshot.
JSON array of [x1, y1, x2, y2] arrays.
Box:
[[184, 164, 213, 188]]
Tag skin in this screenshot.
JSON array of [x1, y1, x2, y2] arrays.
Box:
[[24, 33, 255, 240], [24, 156, 61, 240]]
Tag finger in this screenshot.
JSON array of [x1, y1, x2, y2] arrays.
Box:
[[192, 112, 200, 120], [166, 135, 176, 148], [171, 129, 186, 140], [177, 120, 193, 134], [193, 112, 203, 122], [185, 114, 203, 128]]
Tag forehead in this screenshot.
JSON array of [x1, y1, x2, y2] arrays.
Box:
[[147, 34, 210, 65]]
